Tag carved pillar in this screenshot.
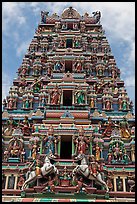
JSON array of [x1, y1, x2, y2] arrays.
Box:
[[113, 177, 117, 192], [122, 177, 126, 192], [58, 136, 61, 157], [54, 136, 58, 156], [85, 91, 87, 104], [90, 138, 92, 155], [40, 136, 43, 154], [131, 145, 135, 162], [5, 175, 9, 189], [14, 175, 18, 190], [72, 90, 75, 105], [60, 90, 63, 105], [100, 148, 103, 158], [72, 135, 75, 157]]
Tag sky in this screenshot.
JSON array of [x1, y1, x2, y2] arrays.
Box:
[[2, 2, 135, 112]]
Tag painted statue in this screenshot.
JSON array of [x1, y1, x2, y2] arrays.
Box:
[[54, 61, 62, 72], [76, 91, 85, 104], [51, 86, 61, 105], [119, 117, 130, 139], [22, 116, 31, 136], [95, 143, 101, 161], [102, 117, 114, 137], [44, 135, 55, 155], [22, 156, 59, 190]]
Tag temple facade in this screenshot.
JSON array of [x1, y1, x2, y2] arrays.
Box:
[[2, 7, 135, 202]]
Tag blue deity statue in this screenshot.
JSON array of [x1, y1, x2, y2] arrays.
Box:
[[44, 136, 55, 155]]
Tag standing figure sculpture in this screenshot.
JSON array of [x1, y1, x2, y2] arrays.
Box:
[[22, 116, 31, 136], [51, 86, 61, 105], [119, 117, 130, 139], [44, 135, 55, 155], [75, 90, 85, 105]]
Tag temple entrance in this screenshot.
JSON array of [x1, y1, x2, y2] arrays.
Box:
[[63, 90, 72, 106], [60, 135, 72, 159], [65, 60, 72, 72], [66, 39, 73, 48]]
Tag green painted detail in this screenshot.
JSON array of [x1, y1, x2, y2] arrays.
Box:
[[2, 165, 28, 169], [90, 141, 92, 155], [72, 138, 75, 155], [106, 167, 135, 171], [58, 140, 60, 156]]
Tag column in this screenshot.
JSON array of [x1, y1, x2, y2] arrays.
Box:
[[122, 177, 126, 192], [113, 177, 117, 192], [131, 146, 135, 162], [100, 148, 103, 158], [72, 135, 75, 156], [60, 90, 63, 105], [90, 139, 92, 155], [14, 175, 18, 190], [72, 90, 75, 105], [85, 92, 87, 105], [40, 136, 43, 154], [58, 136, 61, 157], [5, 175, 9, 189]]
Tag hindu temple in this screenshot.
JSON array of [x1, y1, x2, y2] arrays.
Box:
[[2, 7, 135, 202]]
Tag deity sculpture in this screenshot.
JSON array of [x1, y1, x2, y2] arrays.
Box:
[[75, 177, 88, 194], [4, 116, 18, 136], [75, 61, 82, 72], [75, 90, 85, 105], [95, 143, 101, 161], [31, 140, 38, 160], [51, 86, 61, 105], [107, 152, 112, 164], [54, 61, 63, 72], [74, 39, 80, 48], [122, 100, 127, 110], [21, 148, 26, 163], [102, 117, 114, 137], [119, 117, 130, 139], [90, 98, 95, 108], [21, 116, 31, 136], [4, 148, 9, 162], [42, 176, 56, 192], [106, 173, 113, 191], [47, 64, 53, 77], [41, 11, 49, 23], [24, 98, 30, 109], [59, 39, 65, 48], [105, 100, 111, 110], [8, 98, 14, 109], [74, 135, 90, 156], [44, 135, 55, 155], [9, 138, 21, 158], [89, 155, 100, 177], [17, 174, 25, 190], [32, 79, 42, 93], [113, 142, 123, 161], [73, 23, 78, 30], [62, 22, 67, 30]]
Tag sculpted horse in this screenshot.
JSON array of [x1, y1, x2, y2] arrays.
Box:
[[72, 154, 109, 192], [22, 156, 59, 190]]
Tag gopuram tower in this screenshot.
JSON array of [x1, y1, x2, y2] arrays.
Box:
[[2, 7, 135, 202]]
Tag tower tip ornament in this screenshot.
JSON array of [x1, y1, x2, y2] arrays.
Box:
[[92, 11, 101, 24], [41, 11, 49, 23]]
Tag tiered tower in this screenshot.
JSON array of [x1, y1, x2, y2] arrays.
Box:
[[2, 7, 135, 202]]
